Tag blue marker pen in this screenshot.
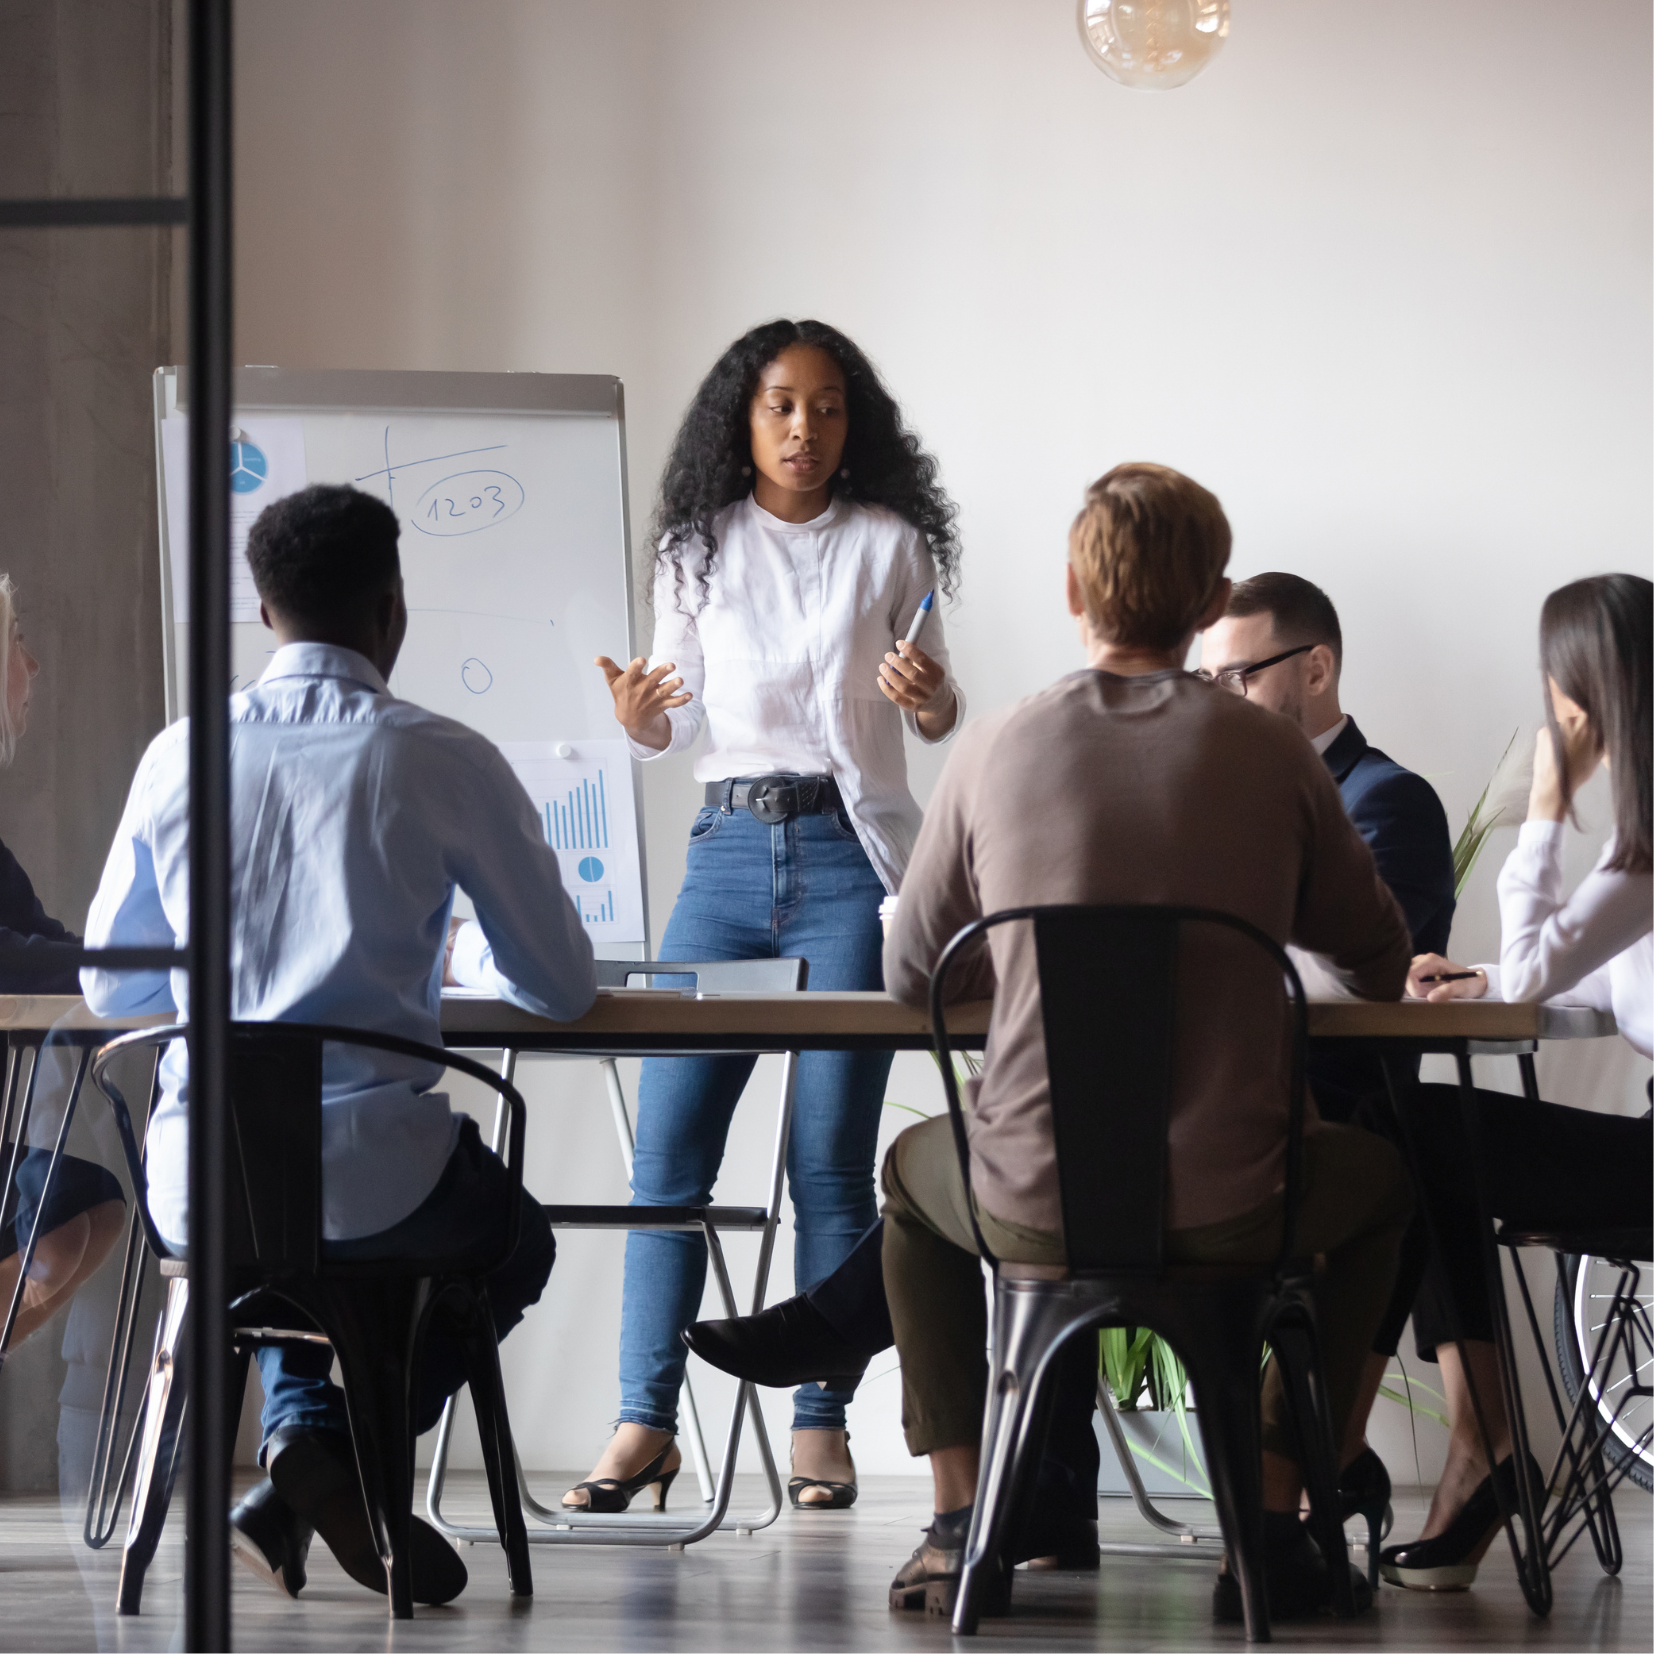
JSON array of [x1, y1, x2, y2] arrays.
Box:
[[902, 589, 934, 648]]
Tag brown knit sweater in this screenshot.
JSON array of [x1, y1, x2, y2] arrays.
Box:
[[883, 669, 1411, 1233]]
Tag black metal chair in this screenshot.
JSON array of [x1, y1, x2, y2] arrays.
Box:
[[930, 905, 1355, 1641], [89, 1022, 534, 1620]]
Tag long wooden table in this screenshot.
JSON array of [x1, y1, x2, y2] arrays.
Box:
[[434, 988, 1616, 1051], [0, 988, 1618, 1050], [0, 989, 1618, 1559]]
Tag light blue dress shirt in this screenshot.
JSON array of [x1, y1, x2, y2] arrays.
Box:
[[82, 642, 596, 1245]]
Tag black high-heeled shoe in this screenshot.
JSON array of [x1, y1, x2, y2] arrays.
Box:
[[562, 1442, 681, 1515], [789, 1432, 858, 1510], [1379, 1452, 1541, 1591], [1339, 1446, 1393, 1589]]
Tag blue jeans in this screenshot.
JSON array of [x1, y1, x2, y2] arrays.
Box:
[[618, 806, 893, 1433], [256, 1118, 555, 1454]]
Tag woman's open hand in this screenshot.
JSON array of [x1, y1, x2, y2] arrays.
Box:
[[1406, 953, 1490, 1003], [596, 656, 691, 752]]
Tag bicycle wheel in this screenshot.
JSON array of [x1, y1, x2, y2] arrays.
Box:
[[1553, 1253, 1653, 1494]]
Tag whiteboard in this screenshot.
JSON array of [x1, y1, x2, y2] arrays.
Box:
[[153, 366, 649, 958]]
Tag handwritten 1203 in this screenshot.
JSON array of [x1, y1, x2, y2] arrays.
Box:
[[412, 469, 525, 536]]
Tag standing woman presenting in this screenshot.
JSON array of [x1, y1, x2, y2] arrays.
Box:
[[566, 320, 964, 1512]]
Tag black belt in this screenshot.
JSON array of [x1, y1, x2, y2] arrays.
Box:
[[707, 773, 842, 825]]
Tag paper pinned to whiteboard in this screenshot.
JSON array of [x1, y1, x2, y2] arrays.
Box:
[[499, 738, 644, 943], [162, 416, 308, 621]]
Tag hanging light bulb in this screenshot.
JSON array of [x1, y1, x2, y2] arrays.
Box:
[[1077, 0, 1230, 91]]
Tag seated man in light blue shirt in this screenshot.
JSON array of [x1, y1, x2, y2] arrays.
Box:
[[83, 483, 596, 1606]]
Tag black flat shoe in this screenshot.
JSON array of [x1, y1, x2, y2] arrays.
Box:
[[562, 1441, 680, 1514], [684, 1295, 870, 1389], [229, 1477, 312, 1599], [1213, 1515, 1373, 1623], [1338, 1445, 1393, 1588], [1379, 1452, 1541, 1592], [266, 1425, 467, 1606]]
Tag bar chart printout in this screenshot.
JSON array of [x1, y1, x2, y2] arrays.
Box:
[[498, 739, 643, 944]]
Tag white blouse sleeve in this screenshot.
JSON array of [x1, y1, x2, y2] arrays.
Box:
[[892, 531, 965, 745], [629, 548, 708, 762], [1494, 821, 1654, 1005]]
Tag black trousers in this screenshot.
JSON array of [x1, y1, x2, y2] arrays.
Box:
[[1393, 1085, 1652, 1361]]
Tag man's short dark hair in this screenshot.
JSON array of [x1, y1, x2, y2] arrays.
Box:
[[1226, 572, 1342, 668], [245, 484, 400, 625]]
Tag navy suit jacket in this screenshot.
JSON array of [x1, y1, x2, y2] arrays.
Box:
[[1310, 717, 1456, 1119]]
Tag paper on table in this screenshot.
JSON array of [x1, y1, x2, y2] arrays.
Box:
[[162, 416, 308, 622], [498, 738, 645, 944]]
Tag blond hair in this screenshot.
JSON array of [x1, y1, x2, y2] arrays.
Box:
[[1069, 463, 1231, 650], [0, 576, 17, 768]]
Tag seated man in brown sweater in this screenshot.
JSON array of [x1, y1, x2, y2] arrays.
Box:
[[879, 463, 1413, 1623]]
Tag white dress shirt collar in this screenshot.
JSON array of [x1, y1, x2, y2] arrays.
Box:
[[259, 641, 388, 694], [1309, 715, 1349, 758]]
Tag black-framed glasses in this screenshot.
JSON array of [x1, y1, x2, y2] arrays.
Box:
[[1194, 643, 1314, 697]]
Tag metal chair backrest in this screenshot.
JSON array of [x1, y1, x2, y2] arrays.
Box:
[[593, 957, 808, 994], [930, 904, 1309, 1275], [91, 1022, 529, 1277]]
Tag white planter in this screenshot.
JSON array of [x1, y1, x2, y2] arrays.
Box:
[[1095, 1406, 1210, 1498]]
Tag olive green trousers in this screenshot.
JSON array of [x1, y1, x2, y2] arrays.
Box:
[[880, 1113, 1412, 1459]]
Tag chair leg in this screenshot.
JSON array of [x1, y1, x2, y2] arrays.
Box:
[[118, 1277, 190, 1617], [954, 1287, 1074, 1635], [315, 1280, 425, 1621], [1157, 1294, 1272, 1645], [1267, 1304, 1355, 1614], [454, 1288, 532, 1598]]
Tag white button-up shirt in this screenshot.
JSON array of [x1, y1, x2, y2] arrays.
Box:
[[1481, 821, 1652, 1059], [81, 643, 596, 1245], [635, 495, 964, 892]]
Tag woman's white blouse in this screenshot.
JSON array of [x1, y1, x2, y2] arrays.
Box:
[[1481, 821, 1653, 1060], [631, 494, 965, 893]]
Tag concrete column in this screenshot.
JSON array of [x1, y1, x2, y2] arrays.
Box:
[[0, 0, 174, 1492]]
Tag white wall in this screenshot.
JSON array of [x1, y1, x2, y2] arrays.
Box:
[[232, 0, 1651, 1483]]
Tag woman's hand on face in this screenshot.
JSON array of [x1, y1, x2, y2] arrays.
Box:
[[595, 656, 690, 751], [1406, 953, 1490, 1003], [1528, 710, 1600, 824]]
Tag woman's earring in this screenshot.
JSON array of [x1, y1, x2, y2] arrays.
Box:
[[839, 467, 850, 480], [740, 464, 752, 477]]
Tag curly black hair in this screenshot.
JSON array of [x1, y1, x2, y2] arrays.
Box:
[[650, 319, 961, 613]]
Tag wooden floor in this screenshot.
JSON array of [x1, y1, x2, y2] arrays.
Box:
[[0, 1475, 1645, 1651]]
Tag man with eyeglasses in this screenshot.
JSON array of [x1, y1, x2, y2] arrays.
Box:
[[1196, 571, 1457, 1094]]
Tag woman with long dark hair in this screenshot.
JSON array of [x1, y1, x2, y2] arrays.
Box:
[[566, 320, 965, 1513], [1385, 572, 1652, 1590]]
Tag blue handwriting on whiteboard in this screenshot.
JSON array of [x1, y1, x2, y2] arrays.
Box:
[[413, 470, 525, 537]]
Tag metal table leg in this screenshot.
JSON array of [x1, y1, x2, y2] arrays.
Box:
[[425, 1046, 796, 1547], [1095, 1379, 1223, 1552], [86, 1057, 165, 1549]]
